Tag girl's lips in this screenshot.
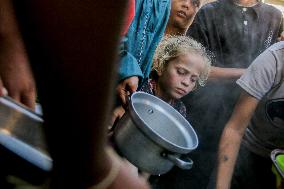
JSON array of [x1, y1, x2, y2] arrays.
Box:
[[175, 88, 187, 95]]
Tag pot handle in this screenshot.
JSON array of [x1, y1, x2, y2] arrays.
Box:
[[123, 95, 132, 110], [127, 95, 131, 104], [163, 153, 193, 170]]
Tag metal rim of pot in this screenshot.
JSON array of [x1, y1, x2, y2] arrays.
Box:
[[271, 149, 284, 178], [128, 92, 198, 154]]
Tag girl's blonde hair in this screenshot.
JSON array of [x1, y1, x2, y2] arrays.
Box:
[[152, 35, 211, 87]]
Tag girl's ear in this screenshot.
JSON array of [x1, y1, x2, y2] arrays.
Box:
[[156, 59, 163, 76]]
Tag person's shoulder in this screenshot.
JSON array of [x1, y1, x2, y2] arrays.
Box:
[[153, 0, 171, 10], [248, 42, 284, 72], [251, 42, 284, 64], [195, 0, 221, 19], [259, 2, 282, 16], [267, 42, 284, 68], [268, 41, 284, 52], [199, 0, 221, 12], [260, 2, 281, 11], [135, 0, 170, 13]]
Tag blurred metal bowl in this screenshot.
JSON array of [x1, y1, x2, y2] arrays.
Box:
[[0, 96, 52, 172]]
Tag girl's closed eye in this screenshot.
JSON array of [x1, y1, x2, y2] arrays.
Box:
[[177, 68, 187, 75]]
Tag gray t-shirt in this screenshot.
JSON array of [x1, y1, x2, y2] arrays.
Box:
[[236, 41, 284, 157]]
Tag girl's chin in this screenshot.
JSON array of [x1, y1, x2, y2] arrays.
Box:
[[170, 93, 183, 100], [161, 92, 182, 102]]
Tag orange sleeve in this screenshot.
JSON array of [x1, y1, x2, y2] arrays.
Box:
[[121, 0, 135, 36]]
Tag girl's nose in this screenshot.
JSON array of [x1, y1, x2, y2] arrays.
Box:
[[182, 0, 191, 9], [181, 77, 190, 86]]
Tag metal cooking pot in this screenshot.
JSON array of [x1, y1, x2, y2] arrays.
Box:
[[271, 149, 284, 178], [0, 96, 52, 172], [114, 92, 198, 175]]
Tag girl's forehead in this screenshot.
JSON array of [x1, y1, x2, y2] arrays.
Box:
[[174, 53, 205, 72], [176, 52, 204, 64]]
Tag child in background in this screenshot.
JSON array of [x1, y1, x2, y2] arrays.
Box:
[[111, 35, 211, 124]]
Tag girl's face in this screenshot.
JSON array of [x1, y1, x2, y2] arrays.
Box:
[[157, 52, 204, 102]]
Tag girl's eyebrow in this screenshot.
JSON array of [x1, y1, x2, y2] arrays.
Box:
[[179, 66, 199, 76], [178, 67, 190, 74]]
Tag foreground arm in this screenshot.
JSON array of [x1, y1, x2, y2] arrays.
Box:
[[13, 0, 149, 188], [0, 0, 36, 109], [216, 92, 259, 189]]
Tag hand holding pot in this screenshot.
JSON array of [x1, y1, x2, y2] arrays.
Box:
[[116, 76, 139, 106], [109, 160, 150, 189], [110, 106, 125, 130], [89, 147, 149, 189]]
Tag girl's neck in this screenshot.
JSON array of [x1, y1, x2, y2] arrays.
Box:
[[165, 24, 187, 36]]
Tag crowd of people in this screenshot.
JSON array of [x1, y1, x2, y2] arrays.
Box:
[[0, 0, 283, 188]]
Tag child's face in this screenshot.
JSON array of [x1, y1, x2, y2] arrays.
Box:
[[158, 52, 204, 100], [169, 0, 199, 30]]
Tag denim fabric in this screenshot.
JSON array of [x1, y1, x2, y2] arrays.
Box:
[[118, 0, 170, 85]]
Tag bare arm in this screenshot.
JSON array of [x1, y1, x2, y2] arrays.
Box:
[[13, 0, 149, 188], [209, 66, 245, 81], [0, 0, 36, 109], [216, 91, 259, 189]]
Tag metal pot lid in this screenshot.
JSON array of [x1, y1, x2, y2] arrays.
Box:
[[129, 92, 198, 154]]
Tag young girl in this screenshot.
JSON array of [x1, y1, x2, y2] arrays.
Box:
[[109, 35, 211, 178], [111, 35, 211, 125]]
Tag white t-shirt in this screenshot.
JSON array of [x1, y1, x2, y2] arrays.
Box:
[[236, 41, 284, 157]]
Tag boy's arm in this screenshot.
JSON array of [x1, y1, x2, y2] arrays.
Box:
[[14, 0, 150, 188], [208, 67, 245, 81], [216, 91, 259, 189]]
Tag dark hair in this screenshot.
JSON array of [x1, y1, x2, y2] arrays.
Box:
[[149, 70, 159, 81]]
